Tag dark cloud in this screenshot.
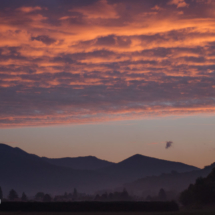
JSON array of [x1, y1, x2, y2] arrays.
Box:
[[0, 0, 100, 10], [96, 35, 116, 46], [31, 35, 56, 45]]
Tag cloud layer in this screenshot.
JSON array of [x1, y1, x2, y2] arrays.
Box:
[[0, 0, 215, 127]]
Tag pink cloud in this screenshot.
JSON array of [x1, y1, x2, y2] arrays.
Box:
[[168, 0, 189, 8], [17, 6, 42, 13], [0, 0, 215, 127]]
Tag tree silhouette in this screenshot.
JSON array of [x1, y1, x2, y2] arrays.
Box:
[[64, 192, 68, 199], [101, 192, 108, 201], [43, 194, 52, 202], [94, 190, 132, 201], [35, 192, 45, 201], [21, 192, 28, 201], [94, 194, 100, 201], [73, 188, 78, 199], [180, 168, 215, 206], [158, 188, 167, 201], [121, 188, 130, 201], [0, 187, 3, 200], [146, 195, 152, 201], [8, 189, 18, 201]]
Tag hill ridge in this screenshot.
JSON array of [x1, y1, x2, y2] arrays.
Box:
[[0, 143, 203, 196]]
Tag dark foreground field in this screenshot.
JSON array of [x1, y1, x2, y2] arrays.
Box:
[[0, 202, 215, 214], [1, 211, 215, 215], [0, 202, 178, 212]]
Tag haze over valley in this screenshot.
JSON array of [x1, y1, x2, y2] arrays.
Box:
[[1, 143, 214, 198]]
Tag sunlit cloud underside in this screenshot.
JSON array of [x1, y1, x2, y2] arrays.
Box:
[[0, 0, 215, 127]]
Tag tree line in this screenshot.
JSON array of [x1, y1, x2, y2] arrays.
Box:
[[179, 167, 215, 207], [0, 188, 79, 202], [0, 186, 172, 202], [4, 166, 214, 206], [0, 188, 137, 202]]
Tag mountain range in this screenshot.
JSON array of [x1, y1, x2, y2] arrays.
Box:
[[0, 143, 212, 197], [42, 156, 114, 170], [125, 162, 215, 196]]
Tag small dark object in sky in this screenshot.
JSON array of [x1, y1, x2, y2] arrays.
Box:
[[166, 141, 173, 149]]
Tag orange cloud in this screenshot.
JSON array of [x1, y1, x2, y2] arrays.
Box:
[[17, 6, 42, 13], [0, 0, 215, 127], [69, 0, 119, 19], [168, 0, 189, 8]]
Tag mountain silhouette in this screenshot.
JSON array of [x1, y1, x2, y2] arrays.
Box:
[[0, 144, 106, 195], [125, 162, 215, 195], [99, 154, 199, 184], [42, 156, 114, 170], [0, 143, 201, 196]]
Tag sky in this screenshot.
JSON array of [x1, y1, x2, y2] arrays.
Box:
[[0, 0, 215, 168]]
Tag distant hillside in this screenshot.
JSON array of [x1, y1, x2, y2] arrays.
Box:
[[99, 154, 199, 184], [0, 143, 203, 196], [0, 144, 106, 195], [125, 163, 215, 195], [42, 156, 114, 170]]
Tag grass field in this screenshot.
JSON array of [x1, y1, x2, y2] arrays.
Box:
[[1, 211, 215, 215]]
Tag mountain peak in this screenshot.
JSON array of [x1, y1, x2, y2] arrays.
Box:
[[0, 143, 17, 153], [0, 143, 13, 149], [132, 154, 144, 157], [122, 154, 152, 162], [0, 143, 26, 153]]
